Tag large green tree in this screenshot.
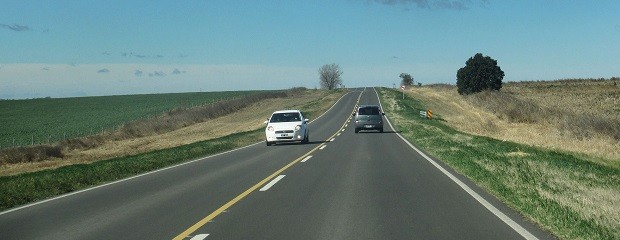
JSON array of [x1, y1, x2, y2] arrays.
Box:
[[456, 53, 504, 95]]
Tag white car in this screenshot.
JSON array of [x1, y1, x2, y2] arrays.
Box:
[[264, 110, 309, 146]]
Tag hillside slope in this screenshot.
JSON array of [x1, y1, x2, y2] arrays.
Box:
[[406, 79, 619, 167]]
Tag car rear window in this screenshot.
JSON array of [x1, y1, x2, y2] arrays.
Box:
[[358, 107, 380, 115], [270, 113, 301, 122]]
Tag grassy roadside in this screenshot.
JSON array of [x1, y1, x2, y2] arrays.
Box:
[[377, 87, 619, 240], [0, 89, 347, 212], [0, 129, 263, 211]]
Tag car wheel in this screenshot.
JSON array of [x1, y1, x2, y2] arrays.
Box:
[[379, 128, 383, 133], [302, 132, 309, 143], [354, 128, 359, 133], [266, 140, 272, 146]]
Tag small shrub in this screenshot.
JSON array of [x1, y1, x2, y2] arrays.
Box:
[[0, 145, 64, 164], [467, 91, 544, 124], [559, 114, 620, 141]]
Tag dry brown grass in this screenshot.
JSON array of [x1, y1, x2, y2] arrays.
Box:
[[407, 79, 620, 167], [0, 90, 344, 176]]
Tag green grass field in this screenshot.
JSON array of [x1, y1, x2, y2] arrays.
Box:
[[0, 91, 258, 148]]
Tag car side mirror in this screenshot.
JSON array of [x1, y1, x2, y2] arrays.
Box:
[[382, 112, 385, 116], [264, 119, 269, 124], [304, 119, 309, 123], [351, 112, 355, 116]]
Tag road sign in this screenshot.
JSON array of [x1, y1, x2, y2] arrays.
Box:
[[427, 109, 433, 119], [401, 85, 405, 90]]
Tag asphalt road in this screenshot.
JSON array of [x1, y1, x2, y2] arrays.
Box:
[[0, 88, 554, 240]]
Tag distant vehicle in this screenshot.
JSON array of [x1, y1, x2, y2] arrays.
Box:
[[264, 110, 309, 146], [353, 105, 384, 133]]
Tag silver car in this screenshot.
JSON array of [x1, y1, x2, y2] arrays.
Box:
[[353, 105, 384, 133]]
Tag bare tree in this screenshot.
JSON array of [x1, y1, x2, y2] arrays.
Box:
[[318, 63, 343, 90]]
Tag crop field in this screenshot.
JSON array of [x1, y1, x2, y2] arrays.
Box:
[[0, 91, 259, 148]]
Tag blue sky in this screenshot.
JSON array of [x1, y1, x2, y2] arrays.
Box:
[[1, 0, 619, 99]]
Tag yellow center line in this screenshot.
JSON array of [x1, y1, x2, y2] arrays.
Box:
[[172, 90, 363, 240]]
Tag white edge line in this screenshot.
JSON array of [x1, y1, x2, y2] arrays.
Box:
[[301, 155, 313, 163], [373, 87, 539, 240], [259, 175, 286, 191], [0, 142, 260, 216], [0, 91, 354, 216], [319, 145, 326, 150], [190, 234, 210, 240]]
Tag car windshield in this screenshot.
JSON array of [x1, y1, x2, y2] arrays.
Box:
[[358, 107, 380, 115], [270, 113, 301, 123]]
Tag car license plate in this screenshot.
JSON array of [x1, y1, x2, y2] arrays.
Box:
[[364, 125, 373, 128], [281, 134, 289, 137]]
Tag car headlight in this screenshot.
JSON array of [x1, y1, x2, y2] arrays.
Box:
[[267, 126, 274, 131], [295, 125, 301, 131]]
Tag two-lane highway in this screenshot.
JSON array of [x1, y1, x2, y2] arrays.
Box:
[[0, 88, 553, 239]]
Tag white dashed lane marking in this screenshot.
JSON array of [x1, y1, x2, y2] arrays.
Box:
[[189, 234, 209, 240], [259, 175, 286, 191], [301, 156, 313, 163]]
